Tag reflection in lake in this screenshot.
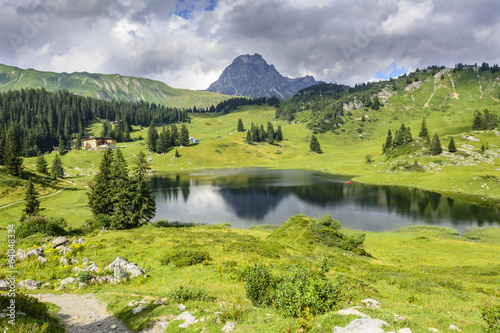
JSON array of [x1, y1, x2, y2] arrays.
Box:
[[150, 168, 500, 231]]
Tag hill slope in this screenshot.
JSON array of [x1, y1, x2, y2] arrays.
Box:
[[207, 53, 318, 99], [0, 63, 229, 108]]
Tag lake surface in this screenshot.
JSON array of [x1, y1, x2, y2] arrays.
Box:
[[151, 168, 500, 232]]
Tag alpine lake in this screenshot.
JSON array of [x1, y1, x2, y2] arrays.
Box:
[[151, 168, 500, 232]]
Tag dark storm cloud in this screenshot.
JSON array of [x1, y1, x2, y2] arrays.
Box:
[[0, 0, 498, 89]]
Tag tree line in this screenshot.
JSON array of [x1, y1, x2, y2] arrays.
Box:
[[239, 119, 283, 145], [0, 88, 189, 157], [146, 123, 190, 154]]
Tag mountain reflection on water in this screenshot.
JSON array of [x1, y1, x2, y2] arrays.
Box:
[[150, 168, 500, 231]]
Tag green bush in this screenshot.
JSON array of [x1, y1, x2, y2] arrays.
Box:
[[78, 271, 92, 284], [316, 213, 341, 230], [0, 293, 64, 333], [243, 263, 346, 317], [481, 302, 500, 332], [16, 216, 67, 238], [167, 286, 210, 302], [161, 249, 211, 267]]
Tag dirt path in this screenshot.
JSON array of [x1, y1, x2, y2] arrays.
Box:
[[0, 182, 76, 210], [35, 293, 133, 333]]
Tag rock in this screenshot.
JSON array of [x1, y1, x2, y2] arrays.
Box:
[[18, 279, 41, 290], [111, 324, 117, 329], [0, 279, 9, 290], [37, 256, 47, 264], [132, 306, 145, 314], [16, 249, 27, 261], [449, 325, 461, 331], [178, 304, 187, 311], [362, 298, 381, 309], [86, 263, 99, 273], [72, 237, 86, 245], [60, 258, 69, 266], [176, 311, 196, 328], [114, 267, 128, 280], [393, 313, 405, 322], [27, 247, 44, 257], [52, 236, 69, 248], [333, 318, 389, 333], [428, 329, 439, 332], [127, 301, 139, 307], [221, 321, 236, 332], [397, 329, 413, 333], [73, 266, 85, 273], [154, 299, 164, 305], [59, 246, 72, 255], [42, 283, 54, 289], [337, 308, 370, 318], [139, 299, 149, 305], [105, 257, 145, 278], [78, 282, 87, 289], [59, 277, 77, 286]]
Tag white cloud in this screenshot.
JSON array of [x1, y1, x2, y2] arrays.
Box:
[[381, 0, 434, 36]]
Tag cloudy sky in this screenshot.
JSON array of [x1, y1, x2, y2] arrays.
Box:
[[1, 0, 499, 90]]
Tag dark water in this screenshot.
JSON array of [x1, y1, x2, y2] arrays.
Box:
[[150, 168, 500, 232]]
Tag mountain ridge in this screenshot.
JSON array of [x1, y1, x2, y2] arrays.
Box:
[[206, 53, 318, 99], [0, 63, 229, 108]]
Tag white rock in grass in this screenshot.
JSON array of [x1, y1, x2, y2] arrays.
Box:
[[176, 311, 196, 328], [132, 306, 145, 314], [333, 318, 389, 333], [428, 329, 439, 332], [338, 308, 371, 318], [52, 236, 69, 248], [398, 329, 413, 333], [362, 298, 381, 309], [449, 325, 461, 331], [221, 321, 236, 332]]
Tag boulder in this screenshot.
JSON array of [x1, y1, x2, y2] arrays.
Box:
[[449, 325, 461, 331], [37, 256, 47, 264], [114, 267, 128, 280], [59, 246, 72, 255], [0, 279, 10, 290], [105, 257, 145, 278], [428, 329, 439, 332], [16, 249, 27, 261], [27, 247, 44, 257], [362, 298, 381, 309], [154, 299, 164, 305], [333, 318, 389, 333], [176, 311, 196, 328], [178, 304, 187, 311], [72, 237, 86, 245], [139, 299, 149, 305], [127, 301, 139, 307], [52, 236, 69, 248], [86, 263, 99, 273], [132, 306, 145, 314], [337, 308, 370, 318], [42, 283, 54, 289], [60, 258, 69, 266], [17, 279, 41, 290], [221, 321, 236, 332], [397, 329, 413, 333], [59, 277, 77, 286]]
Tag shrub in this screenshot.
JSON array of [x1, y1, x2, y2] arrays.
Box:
[[78, 271, 92, 284], [0, 293, 64, 333], [167, 286, 210, 302], [161, 249, 211, 267], [316, 213, 341, 230], [244, 263, 346, 317], [481, 301, 500, 332], [16, 216, 67, 238]]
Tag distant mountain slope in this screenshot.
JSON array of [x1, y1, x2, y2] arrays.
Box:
[[206, 54, 318, 99], [0, 64, 229, 108]]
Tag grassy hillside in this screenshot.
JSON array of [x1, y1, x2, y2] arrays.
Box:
[[0, 63, 230, 108]]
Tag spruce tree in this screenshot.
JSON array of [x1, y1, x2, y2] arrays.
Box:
[[448, 137, 457, 153], [170, 124, 179, 146], [126, 151, 156, 228], [237, 119, 245, 132], [251, 122, 259, 142], [275, 125, 283, 141], [147, 121, 158, 152], [472, 110, 484, 130], [0, 133, 4, 165], [175, 149, 180, 158], [259, 125, 266, 142], [51, 153, 64, 179], [22, 178, 43, 220], [430, 134, 443, 155], [4, 127, 23, 176], [87, 148, 114, 217], [267, 122, 275, 144], [36, 154, 48, 174], [419, 118, 429, 140], [405, 126, 412, 144], [310, 135, 322, 153], [384, 129, 392, 153], [58, 136, 66, 155], [109, 148, 131, 229], [179, 124, 190, 146], [156, 128, 167, 154], [246, 130, 253, 144]]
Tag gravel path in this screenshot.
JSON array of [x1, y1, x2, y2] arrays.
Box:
[[34, 293, 133, 333]]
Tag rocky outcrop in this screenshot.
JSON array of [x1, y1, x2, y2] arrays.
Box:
[[207, 53, 318, 99], [104, 257, 145, 278]]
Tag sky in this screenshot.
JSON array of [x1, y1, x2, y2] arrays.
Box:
[[0, 0, 499, 90]]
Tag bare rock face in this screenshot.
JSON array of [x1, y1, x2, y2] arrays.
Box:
[[207, 53, 318, 99]]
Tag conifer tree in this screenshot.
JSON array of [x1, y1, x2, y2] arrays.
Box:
[[237, 119, 245, 132], [0, 133, 4, 165], [175, 149, 180, 158], [58, 136, 66, 155], [419, 118, 429, 140], [147, 121, 158, 152], [259, 125, 266, 142], [156, 127, 167, 154], [405, 126, 412, 144], [51, 153, 64, 179], [170, 124, 178, 146], [275, 125, 283, 141], [109, 148, 131, 229], [267, 122, 275, 144], [448, 137, 457, 153], [245, 130, 253, 144], [384, 129, 392, 153], [22, 178, 43, 220], [472, 110, 484, 130], [310, 135, 322, 153], [4, 127, 23, 176], [87, 148, 114, 217], [36, 154, 48, 174], [430, 134, 443, 155], [251, 122, 259, 142], [75, 133, 82, 150], [179, 124, 190, 146]]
